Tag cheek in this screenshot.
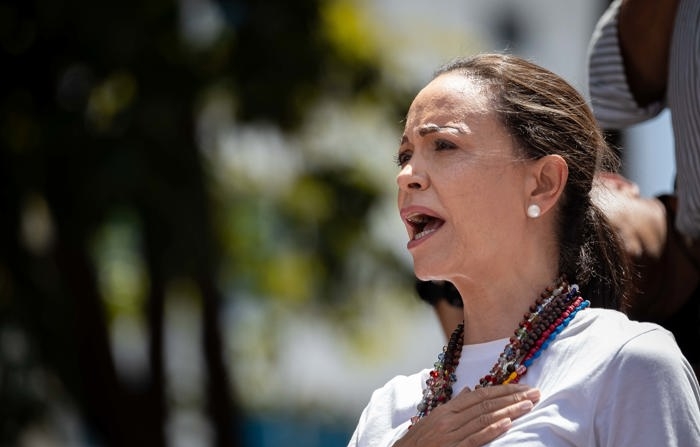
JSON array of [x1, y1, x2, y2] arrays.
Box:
[[448, 172, 524, 232], [447, 168, 505, 208]]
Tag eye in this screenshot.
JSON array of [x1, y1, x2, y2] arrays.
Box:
[[434, 139, 457, 151], [395, 150, 412, 167]]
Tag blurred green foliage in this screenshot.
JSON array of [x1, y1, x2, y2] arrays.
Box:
[[0, 0, 413, 445]]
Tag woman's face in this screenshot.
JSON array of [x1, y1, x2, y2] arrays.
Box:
[[397, 73, 533, 283]]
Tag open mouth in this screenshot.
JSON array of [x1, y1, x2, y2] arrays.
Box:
[[406, 213, 445, 241]]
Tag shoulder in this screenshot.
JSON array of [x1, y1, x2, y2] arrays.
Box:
[[575, 311, 700, 445], [573, 308, 678, 355], [571, 307, 669, 341], [559, 308, 694, 381], [364, 369, 427, 414], [349, 370, 427, 447], [573, 308, 699, 400]]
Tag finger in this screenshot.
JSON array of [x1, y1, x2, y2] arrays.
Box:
[[468, 391, 537, 427], [597, 172, 640, 196], [402, 389, 538, 447], [458, 417, 513, 447], [453, 396, 537, 446], [450, 384, 534, 412], [487, 396, 535, 424]]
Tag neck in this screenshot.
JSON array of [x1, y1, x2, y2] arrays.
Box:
[[438, 216, 561, 344], [452, 269, 560, 344], [411, 277, 588, 424]]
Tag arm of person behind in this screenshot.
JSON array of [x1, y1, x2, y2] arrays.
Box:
[[617, 0, 679, 106], [587, 0, 671, 127], [592, 173, 699, 322], [591, 173, 666, 259]]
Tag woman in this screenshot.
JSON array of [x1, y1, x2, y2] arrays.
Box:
[[348, 54, 700, 447]]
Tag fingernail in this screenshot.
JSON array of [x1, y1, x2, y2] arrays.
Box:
[[524, 388, 540, 401]]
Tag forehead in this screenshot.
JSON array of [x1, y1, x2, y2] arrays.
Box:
[[402, 73, 500, 140], [406, 73, 493, 127]]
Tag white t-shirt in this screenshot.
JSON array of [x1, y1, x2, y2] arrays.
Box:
[[348, 308, 700, 446]]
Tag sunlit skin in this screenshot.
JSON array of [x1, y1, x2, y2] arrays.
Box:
[[396, 73, 568, 344]]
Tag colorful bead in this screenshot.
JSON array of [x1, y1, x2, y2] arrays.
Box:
[[410, 276, 590, 426]]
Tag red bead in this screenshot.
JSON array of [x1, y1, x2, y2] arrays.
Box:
[[412, 278, 587, 428]]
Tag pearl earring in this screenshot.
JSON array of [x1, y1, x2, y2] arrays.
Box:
[[527, 204, 541, 218]]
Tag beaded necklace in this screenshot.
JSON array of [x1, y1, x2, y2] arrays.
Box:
[[410, 277, 589, 426]]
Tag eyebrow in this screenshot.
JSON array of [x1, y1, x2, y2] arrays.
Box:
[[400, 123, 467, 145], [419, 124, 466, 136]]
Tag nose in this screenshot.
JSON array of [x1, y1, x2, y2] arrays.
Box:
[[396, 163, 428, 191]]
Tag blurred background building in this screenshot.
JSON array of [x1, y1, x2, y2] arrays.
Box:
[[1, 0, 674, 446]]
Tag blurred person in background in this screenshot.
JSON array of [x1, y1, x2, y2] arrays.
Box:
[[415, 279, 463, 340], [588, 0, 700, 376], [348, 53, 700, 447]]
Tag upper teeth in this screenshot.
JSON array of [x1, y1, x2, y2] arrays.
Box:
[[407, 214, 429, 223]]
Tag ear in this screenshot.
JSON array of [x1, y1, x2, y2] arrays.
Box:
[[525, 154, 568, 216]]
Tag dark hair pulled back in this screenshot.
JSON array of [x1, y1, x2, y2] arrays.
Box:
[[435, 53, 632, 310]]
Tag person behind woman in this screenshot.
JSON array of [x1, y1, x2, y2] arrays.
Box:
[[588, 0, 700, 376], [415, 279, 463, 340], [348, 53, 700, 447]]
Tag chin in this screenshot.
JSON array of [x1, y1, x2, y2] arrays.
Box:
[[412, 263, 444, 282], [413, 255, 465, 283]]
